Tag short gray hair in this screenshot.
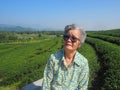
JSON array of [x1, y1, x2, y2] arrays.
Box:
[[64, 24, 86, 44]]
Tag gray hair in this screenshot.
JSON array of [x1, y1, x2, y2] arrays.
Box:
[[64, 24, 86, 44]]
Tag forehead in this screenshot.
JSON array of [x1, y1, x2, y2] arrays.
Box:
[[68, 29, 80, 37]]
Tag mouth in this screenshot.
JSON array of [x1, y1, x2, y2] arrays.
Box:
[[64, 42, 72, 46]]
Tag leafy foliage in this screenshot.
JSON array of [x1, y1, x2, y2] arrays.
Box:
[[1, 29, 120, 90], [87, 33, 120, 45], [86, 37, 120, 90], [87, 29, 120, 37]]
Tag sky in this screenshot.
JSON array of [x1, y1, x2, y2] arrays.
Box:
[[0, 0, 120, 31]]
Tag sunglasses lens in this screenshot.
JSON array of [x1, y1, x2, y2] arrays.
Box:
[[63, 35, 68, 39], [63, 35, 78, 42], [71, 36, 77, 42]]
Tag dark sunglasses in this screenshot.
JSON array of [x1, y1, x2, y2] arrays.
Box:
[[63, 34, 80, 43]]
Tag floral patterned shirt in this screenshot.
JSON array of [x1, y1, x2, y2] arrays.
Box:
[[42, 49, 89, 90]]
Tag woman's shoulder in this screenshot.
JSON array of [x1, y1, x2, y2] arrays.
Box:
[[76, 51, 88, 63], [50, 49, 64, 61]]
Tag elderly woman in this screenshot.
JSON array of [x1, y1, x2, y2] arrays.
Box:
[[42, 24, 89, 90]]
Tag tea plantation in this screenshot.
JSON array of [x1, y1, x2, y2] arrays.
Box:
[[0, 29, 120, 90]]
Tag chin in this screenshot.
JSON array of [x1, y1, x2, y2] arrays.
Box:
[[64, 46, 73, 51]]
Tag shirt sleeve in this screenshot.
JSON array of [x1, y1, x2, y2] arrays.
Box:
[[42, 55, 54, 90], [78, 58, 89, 90]]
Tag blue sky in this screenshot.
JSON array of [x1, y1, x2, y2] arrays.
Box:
[[0, 0, 120, 30]]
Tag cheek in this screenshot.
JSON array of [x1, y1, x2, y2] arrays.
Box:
[[76, 42, 81, 48]]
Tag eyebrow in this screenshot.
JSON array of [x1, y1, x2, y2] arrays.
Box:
[[71, 34, 80, 39]]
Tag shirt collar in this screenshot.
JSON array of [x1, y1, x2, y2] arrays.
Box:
[[61, 50, 80, 66], [73, 51, 81, 66]]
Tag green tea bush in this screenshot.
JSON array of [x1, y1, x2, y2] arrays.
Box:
[[86, 37, 120, 90]]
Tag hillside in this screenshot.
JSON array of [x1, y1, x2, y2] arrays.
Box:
[[0, 24, 36, 32]]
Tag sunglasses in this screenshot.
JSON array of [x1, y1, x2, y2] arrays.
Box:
[[63, 34, 80, 43]]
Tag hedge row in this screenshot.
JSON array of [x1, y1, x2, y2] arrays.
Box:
[[86, 37, 120, 90], [78, 43, 100, 89], [0, 38, 62, 87], [87, 33, 120, 45], [87, 29, 120, 37]]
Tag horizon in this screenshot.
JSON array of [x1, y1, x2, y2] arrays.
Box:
[[0, 0, 120, 31], [0, 24, 120, 32]]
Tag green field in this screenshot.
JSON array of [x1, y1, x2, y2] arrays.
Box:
[[0, 29, 120, 90]]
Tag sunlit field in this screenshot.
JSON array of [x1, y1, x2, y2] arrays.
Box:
[[0, 29, 120, 90]]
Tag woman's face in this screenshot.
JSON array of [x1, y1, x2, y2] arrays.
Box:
[[63, 29, 81, 52]]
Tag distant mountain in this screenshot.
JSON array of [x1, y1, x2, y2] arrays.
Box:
[[0, 24, 36, 32]]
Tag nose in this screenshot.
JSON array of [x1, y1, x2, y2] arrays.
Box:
[[67, 37, 72, 42]]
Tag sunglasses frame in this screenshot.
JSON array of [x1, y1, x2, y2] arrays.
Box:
[[63, 34, 80, 43]]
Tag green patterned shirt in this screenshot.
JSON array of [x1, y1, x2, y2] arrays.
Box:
[[42, 49, 89, 90]]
